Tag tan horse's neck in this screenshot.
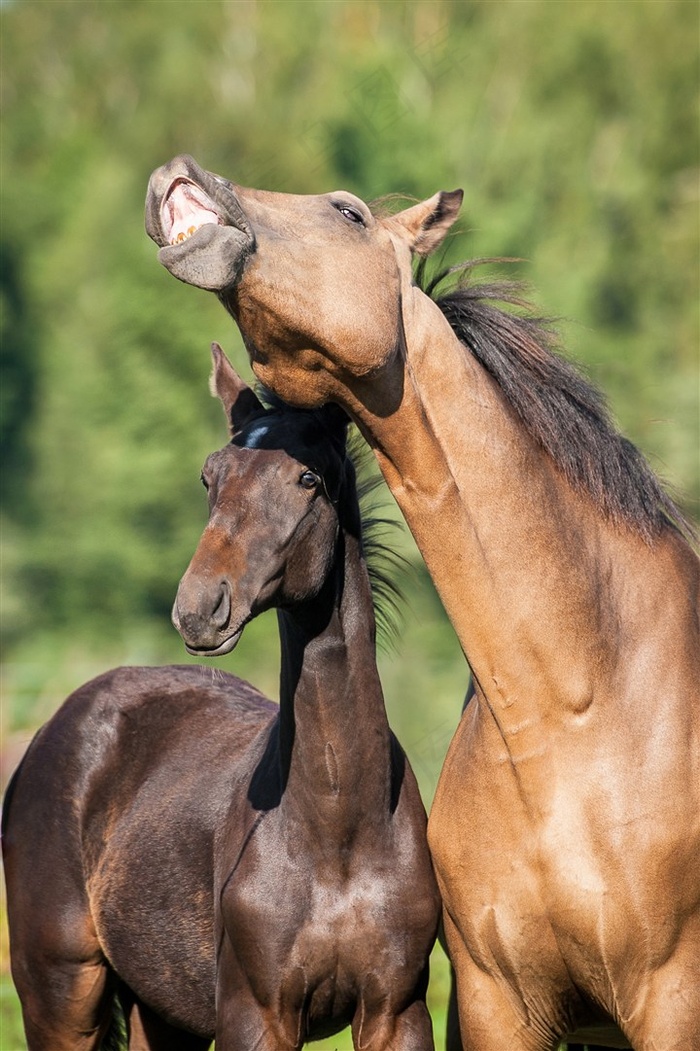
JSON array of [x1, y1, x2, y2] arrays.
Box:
[[348, 286, 691, 727]]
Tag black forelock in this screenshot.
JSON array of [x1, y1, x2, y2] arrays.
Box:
[[232, 387, 348, 465]]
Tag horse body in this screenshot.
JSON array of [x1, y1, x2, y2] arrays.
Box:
[[3, 348, 439, 1050], [4, 666, 272, 1046], [146, 156, 700, 1050], [380, 314, 700, 1048]]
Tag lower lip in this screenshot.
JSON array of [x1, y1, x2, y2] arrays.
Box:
[[184, 628, 243, 658]]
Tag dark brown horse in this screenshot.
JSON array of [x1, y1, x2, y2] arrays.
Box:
[[145, 156, 700, 1051], [2, 344, 439, 1051]]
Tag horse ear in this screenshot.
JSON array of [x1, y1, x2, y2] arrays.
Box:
[[209, 342, 263, 434], [387, 189, 463, 256]]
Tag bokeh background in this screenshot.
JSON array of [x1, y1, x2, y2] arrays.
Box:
[[1, 1, 698, 1048]]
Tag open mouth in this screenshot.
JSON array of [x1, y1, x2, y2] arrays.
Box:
[[160, 178, 224, 246], [147, 155, 255, 290]]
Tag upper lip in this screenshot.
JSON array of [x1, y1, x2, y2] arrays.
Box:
[[145, 154, 253, 248], [160, 177, 224, 246]]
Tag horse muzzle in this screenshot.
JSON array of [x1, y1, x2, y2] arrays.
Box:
[[145, 154, 255, 291], [171, 578, 245, 657]]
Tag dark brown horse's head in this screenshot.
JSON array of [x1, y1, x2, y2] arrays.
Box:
[[145, 155, 462, 408], [173, 343, 350, 656]]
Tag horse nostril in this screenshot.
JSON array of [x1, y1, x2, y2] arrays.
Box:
[[212, 581, 231, 629]]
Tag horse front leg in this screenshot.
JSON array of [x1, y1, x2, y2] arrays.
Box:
[[12, 955, 114, 1051], [443, 913, 562, 1051], [213, 940, 300, 1051], [623, 930, 700, 1051], [125, 994, 212, 1051], [214, 995, 299, 1051], [350, 997, 435, 1051]]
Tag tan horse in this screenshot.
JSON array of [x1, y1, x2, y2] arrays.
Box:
[[146, 156, 700, 1051]]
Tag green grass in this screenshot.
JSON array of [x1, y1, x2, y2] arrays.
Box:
[[0, 973, 25, 1051]]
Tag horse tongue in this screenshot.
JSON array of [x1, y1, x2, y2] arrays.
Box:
[[158, 224, 253, 291]]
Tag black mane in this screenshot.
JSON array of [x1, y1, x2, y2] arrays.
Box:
[[417, 259, 695, 543], [349, 430, 409, 651]]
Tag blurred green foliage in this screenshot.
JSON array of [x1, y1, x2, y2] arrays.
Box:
[[1, 2, 698, 1047], [1, 0, 698, 780]]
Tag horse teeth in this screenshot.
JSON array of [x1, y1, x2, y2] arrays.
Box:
[[171, 225, 200, 246]]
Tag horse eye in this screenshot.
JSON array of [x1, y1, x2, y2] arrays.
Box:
[[337, 205, 365, 226], [200, 472, 210, 490], [299, 470, 320, 490]]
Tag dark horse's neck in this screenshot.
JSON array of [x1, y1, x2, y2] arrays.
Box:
[[274, 523, 395, 837]]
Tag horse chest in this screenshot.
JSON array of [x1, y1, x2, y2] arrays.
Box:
[[219, 837, 425, 1015]]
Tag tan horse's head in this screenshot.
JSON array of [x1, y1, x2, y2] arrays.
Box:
[[146, 154, 462, 408]]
